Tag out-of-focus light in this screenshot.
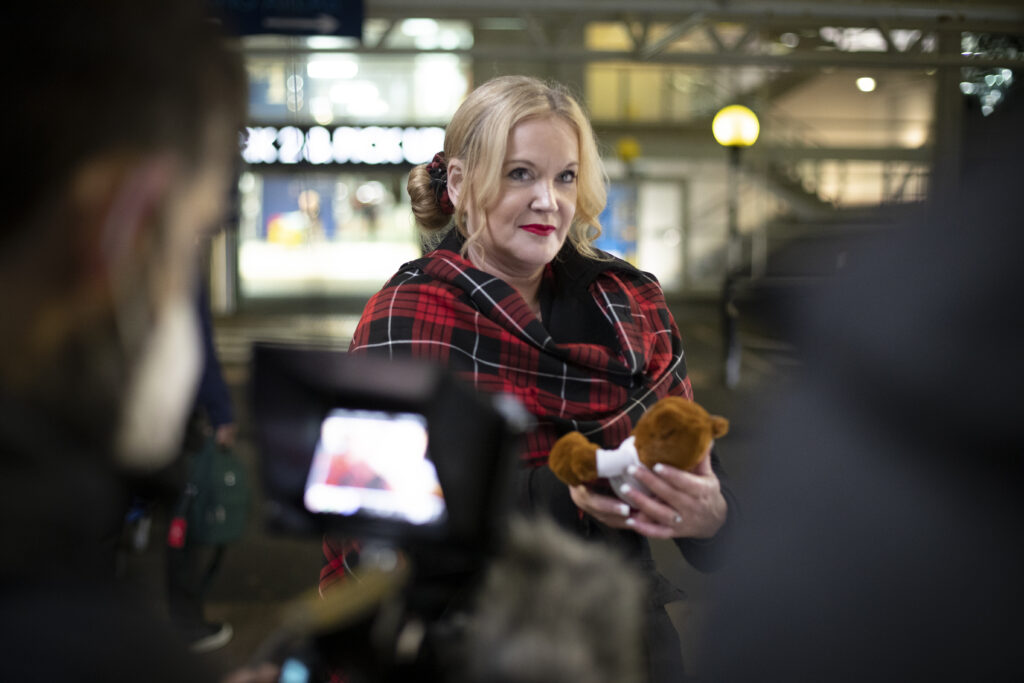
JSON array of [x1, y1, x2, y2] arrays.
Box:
[[310, 97, 334, 126], [330, 83, 349, 103], [616, 136, 641, 163], [279, 657, 310, 683], [401, 18, 438, 37], [414, 34, 440, 50], [712, 105, 760, 148], [307, 58, 358, 80], [238, 172, 256, 194], [356, 180, 386, 205], [347, 97, 390, 118], [984, 90, 1003, 105], [331, 80, 378, 105], [780, 32, 799, 48], [856, 76, 877, 92], [438, 30, 461, 50], [900, 126, 927, 148], [332, 80, 390, 118], [306, 36, 356, 50], [960, 82, 976, 95]]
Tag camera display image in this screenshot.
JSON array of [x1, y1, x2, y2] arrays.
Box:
[[304, 408, 445, 526], [251, 343, 529, 546]]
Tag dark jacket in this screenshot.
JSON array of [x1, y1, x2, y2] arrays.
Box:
[[0, 396, 220, 682], [344, 229, 736, 682]]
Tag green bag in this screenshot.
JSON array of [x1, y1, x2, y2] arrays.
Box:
[[183, 436, 251, 546]]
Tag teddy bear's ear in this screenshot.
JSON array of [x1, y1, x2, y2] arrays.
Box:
[[710, 416, 730, 438]]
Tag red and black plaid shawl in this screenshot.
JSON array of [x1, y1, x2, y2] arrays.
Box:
[[349, 230, 693, 466], [322, 230, 695, 591]]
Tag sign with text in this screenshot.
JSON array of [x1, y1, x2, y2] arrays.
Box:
[[242, 125, 446, 166], [211, 0, 363, 38]]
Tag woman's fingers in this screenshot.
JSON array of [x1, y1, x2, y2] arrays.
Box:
[[620, 458, 728, 539], [570, 485, 632, 528], [617, 481, 678, 527]]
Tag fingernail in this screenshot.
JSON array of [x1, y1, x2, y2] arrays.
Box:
[[626, 464, 638, 476], [619, 483, 631, 495], [673, 514, 683, 524], [625, 517, 636, 527], [618, 504, 631, 516], [653, 463, 666, 474]]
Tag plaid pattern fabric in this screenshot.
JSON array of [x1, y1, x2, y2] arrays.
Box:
[[350, 240, 693, 466], [321, 235, 693, 591]]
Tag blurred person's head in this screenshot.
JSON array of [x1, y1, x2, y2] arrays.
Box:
[[454, 515, 645, 683], [298, 189, 322, 219], [407, 75, 607, 264], [0, 0, 246, 469]]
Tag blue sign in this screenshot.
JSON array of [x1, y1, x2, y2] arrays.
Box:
[[211, 0, 363, 38], [596, 183, 638, 264]]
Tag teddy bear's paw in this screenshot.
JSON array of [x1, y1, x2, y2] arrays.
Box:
[[548, 432, 598, 486]]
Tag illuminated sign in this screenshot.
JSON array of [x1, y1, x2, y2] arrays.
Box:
[[242, 125, 445, 166]]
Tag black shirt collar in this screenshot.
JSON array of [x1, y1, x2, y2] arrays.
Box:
[[434, 228, 634, 347]]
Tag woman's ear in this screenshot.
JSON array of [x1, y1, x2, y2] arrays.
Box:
[[446, 157, 463, 208]]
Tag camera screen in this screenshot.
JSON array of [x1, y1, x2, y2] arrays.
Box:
[[303, 408, 446, 526]]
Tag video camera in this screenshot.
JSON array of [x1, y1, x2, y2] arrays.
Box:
[[249, 342, 532, 681]]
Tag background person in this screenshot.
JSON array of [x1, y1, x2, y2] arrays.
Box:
[[321, 75, 736, 682], [166, 279, 240, 651], [699, 82, 1024, 681], [0, 1, 272, 681]]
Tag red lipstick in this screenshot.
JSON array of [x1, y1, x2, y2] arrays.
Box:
[[520, 224, 556, 236]]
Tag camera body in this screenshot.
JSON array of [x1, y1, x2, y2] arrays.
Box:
[[250, 342, 532, 680], [251, 342, 528, 551]]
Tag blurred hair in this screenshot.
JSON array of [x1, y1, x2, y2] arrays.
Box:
[[454, 515, 645, 683], [0, 0, 246, 446], [409, 75, 608, 260], [3, 0, 247, 241]]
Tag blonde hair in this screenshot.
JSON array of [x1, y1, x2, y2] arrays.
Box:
[[408, 75, 608, 260]]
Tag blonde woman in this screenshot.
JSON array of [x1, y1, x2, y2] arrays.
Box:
[[324, 75, 735, 682]]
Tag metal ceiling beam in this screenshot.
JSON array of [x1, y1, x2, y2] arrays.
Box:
[[244, 2, 1024, 69], [366, 0, 1024, 32], [244, 44, 1023, 70], [638, 12, 707, 59]]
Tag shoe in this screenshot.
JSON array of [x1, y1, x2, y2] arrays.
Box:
[[186, 621, 234, 653]]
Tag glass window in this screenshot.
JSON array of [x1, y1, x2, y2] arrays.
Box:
[[243, 34, 471, 125], [236, 169, 422, 299]]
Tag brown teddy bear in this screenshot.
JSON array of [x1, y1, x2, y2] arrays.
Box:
[[548, 396, 728, 500]]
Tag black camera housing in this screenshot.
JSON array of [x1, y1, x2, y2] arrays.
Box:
[[250, 342, 529, 556]]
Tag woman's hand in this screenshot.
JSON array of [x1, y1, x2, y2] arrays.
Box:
[[571, 445, 728, 540], [625, 445, 728, 539], [569, 483, 635, 530]]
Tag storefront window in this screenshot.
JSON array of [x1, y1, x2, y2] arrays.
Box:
[[237, 169, 422, 298], [236, 24, 473, 303], [243, 23, 472, 126]]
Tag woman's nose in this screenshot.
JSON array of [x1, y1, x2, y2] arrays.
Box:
[[531, 181, 556, 211]]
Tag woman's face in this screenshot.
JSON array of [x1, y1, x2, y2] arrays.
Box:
[[466, 115, 579, 276]]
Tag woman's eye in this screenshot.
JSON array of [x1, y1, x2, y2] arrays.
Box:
[[558, 170, 577, 183], [508, 167, 529, 181]]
